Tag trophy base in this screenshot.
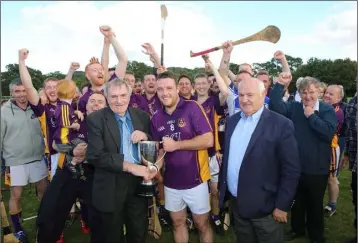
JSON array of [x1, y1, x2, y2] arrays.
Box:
[[136, 180, 157, 198]]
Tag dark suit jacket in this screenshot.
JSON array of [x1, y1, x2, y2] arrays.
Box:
[[218, 108, 301, 219], [86, 107, 151, 213]]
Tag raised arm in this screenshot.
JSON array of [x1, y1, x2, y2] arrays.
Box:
[[18, 49, 40, 105], [101, 37, 110, 81], [142, 43, 161, 69], [218, 41, 234, 86], [65, 62, 80, 80], [202, 54, 228, 105], [274, 51, 290, 73], [100, 26, 128, 80], [269, 72, 293, 118]]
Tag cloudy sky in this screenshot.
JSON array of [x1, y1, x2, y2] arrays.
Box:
[[1, 1, 357, 74]]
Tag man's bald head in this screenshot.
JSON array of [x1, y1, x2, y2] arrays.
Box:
[[324, 84, 344, 105], [238, 78, 266, 116]]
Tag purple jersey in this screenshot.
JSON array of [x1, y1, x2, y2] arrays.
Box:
[[151, 97, 212, 190], [53, 100, 79, 144], [196, 95, 224, 157], [77, 118, 88, 142], [143, 94, 162, 117], [78, 88, 104, 113], [333, 103, 344, 136], [130, 93, 149, 113], [30, 103, 57, 155]]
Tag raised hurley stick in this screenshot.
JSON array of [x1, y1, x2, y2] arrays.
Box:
[[190, 25, 281, 57], [160, 4, 168, 66]]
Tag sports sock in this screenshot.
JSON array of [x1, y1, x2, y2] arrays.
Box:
[[10, 211, 23, 233]]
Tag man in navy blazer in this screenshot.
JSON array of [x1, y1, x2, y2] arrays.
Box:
[[218, 77, 301, 243]]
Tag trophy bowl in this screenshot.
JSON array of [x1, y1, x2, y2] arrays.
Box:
[[136, 141, 163, 197]]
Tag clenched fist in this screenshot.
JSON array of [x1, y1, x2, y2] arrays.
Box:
[[19, 48, 29, 61], [278, 72, 292, 86], [69, 62, 80, 71], [222, 41, 233, 54], [274, 50, 286, 61], [99, 25, 114, 38]]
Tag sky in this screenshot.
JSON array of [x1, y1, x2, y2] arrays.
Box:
[[1, 1, 357, 74]]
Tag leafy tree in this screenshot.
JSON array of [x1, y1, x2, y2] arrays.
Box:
[[1, 64, 43, 96]]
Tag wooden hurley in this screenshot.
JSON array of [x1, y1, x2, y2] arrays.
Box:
[[190, 25, 281, 57], [160, 5, 168, 66]]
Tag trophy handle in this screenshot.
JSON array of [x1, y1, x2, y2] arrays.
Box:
[[139, 151, 166, 166]]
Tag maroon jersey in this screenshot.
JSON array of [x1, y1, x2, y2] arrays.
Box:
[[53, 100, 79, 144], [30, 103, 57, 155], [151, 97, 212, 190], [196, 95, 224, 157]]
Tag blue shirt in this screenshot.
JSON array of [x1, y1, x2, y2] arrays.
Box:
[[114, 111, 139, 164], [227, 106, 264, 197]]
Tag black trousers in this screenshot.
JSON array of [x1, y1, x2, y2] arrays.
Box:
[[96, 173, 148, 243], [351, 171, 357, 231], [36, 164, 101, 243], [290, 173, 328, 242]]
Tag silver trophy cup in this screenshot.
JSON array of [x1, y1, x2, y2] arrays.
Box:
[[135, 141, 165, 197]]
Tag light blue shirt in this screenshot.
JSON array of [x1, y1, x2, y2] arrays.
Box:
[[227, 106, 264, 197], [114, 111, 139, 164]]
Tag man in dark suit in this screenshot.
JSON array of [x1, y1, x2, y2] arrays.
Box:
[[269, 73, 337, 243], [218, 77, 301, 243], [86, 78, 157, 243]]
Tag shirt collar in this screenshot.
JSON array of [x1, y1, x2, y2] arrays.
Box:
[[240, 105, 264, 121], [302, 99, 319, 112], [114, 110, 132, 122]]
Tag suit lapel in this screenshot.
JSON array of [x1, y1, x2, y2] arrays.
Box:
[[242, 108, 269, 162], [104, 107, 120, 149], [128, 108, 141, 131]]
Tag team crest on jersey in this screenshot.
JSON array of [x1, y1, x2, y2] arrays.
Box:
[[177, 118, 186, 128], [131, 103, 138, 108]]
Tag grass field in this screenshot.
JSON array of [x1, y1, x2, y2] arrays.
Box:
[[1, 170, 356, 243]]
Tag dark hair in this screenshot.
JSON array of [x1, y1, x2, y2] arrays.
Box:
[[125, 71, 135, 76], [157, 71, 178, 85], [89, 90, 106, 99], [178, 74, 192, 84], [80, 82, 91, 91], [43, 77, 59, 87], [9, 77, 23, 91], [256, 70, 269, 77], [237, 70, 253, 77], [207, 72, 214, 77], [108, 67, 116, 72], [194, 73, 208, 82]]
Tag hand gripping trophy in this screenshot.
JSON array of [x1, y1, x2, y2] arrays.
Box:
[[129, 140, 166, 197]]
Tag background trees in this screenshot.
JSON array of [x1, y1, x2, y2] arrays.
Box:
[[1, 56, 357, 97]]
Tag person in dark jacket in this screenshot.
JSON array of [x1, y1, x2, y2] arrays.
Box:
[[269, 73, 337, 243]]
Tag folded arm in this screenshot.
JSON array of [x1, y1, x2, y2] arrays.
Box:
[[307, 107, 337, 143]]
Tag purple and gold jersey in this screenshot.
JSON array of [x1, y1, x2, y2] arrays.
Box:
[[30, 103, 57, 155], [196, 95, 224, 157], [130, 93, 150, 113], [78, 88, 104, 113], [143, 94, 162, 117], [151, 97, 212, 190], [53, 100, 79, 144], [331, 103, 345, 148]]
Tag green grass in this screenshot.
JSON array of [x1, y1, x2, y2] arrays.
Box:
[[1, 170, 356, 243]]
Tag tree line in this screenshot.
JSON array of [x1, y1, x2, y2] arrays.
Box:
[[1, 55, 357, 97]]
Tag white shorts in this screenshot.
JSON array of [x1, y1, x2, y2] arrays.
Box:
[[209, 155, 221, 183], [164, 182, 210, 215], [9, 160, 48, 186], [50, 153, 60, 178]]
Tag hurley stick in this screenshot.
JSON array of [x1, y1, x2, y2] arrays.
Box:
[[190, 25, 281, 57], [160, 5, 168, 66]]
